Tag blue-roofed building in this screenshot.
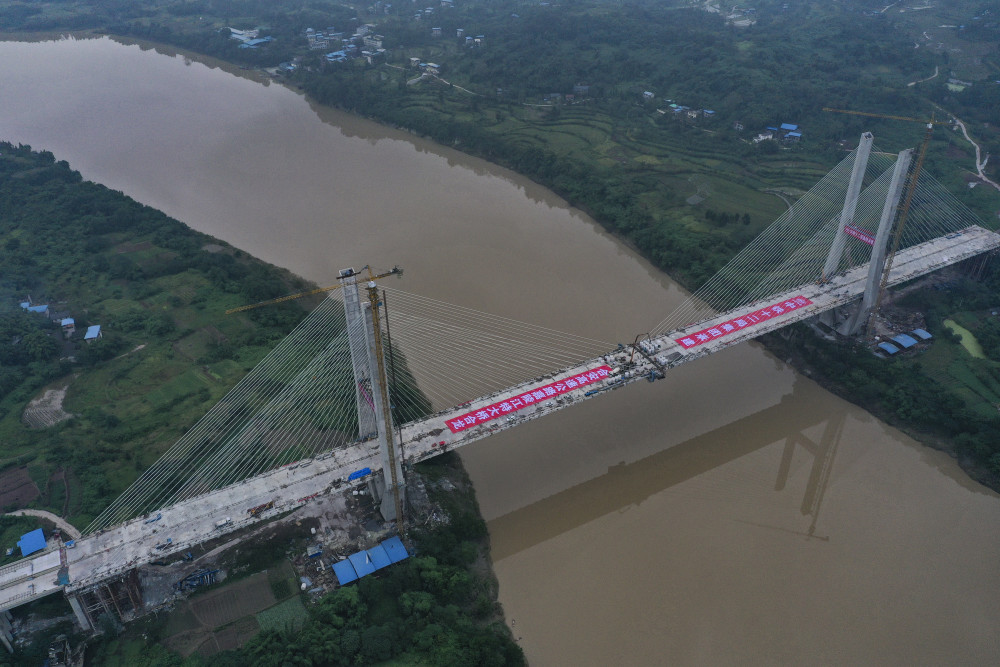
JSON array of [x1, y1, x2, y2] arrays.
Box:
[[785, 131, 802, 140], [765, 126, 779, 131], [877, 342, 900, 355], [382, 536, 409, 563], [366, 544, 392, 571], [333, 537, 410, 586], [703, 109, 715, 116], [84, 325, 102, 341], [19, 301, 31, 309], [780, 123, 798, 131], [911, 328, 933, 340], [239, 37, 274, 49], [348, 550, 377, 577], [891, 333, 918, 349], [61, 317, 75, 328], [333, 559, 359, 585], [26, 304, 49, 315], [17, 529, 46, 557]]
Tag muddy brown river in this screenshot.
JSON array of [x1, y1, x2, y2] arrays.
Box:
[[2, 36, 998, 665]]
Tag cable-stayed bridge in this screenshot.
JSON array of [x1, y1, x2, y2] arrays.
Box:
[[2, 136, 999, 634]]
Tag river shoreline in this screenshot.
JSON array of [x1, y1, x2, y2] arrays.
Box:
[[761, 328, 1000, 494], [3, 30, 994, 493], [5, 33, 1000, 663]]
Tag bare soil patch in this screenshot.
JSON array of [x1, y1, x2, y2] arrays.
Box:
[[162, 628, 212, 656], [202, 616, 260, 654], [160, 572, 275, 657], [189, 571, 276, 628], [22, 381, 74, 428], [0, 466, 40, 508], [115, 240, 154, 253]]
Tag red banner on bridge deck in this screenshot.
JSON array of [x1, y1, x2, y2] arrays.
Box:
[[446, 365, 613, 433], [844, 224, 876, 246], [674, 295, 813, 350]]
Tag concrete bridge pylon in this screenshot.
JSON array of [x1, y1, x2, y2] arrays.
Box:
[[340, 268, 406, 524], [819, 138, 916, 336]]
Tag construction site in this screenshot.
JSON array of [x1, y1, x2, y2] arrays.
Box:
[[3, 127, 1000, 661]]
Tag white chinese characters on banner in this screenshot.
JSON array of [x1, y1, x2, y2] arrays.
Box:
[[675, 296, 813, 350], [844, 224, 876, 246], [446, 365, 613, 433]]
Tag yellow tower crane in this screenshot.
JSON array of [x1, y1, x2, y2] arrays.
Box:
[[226, 265, 407, 536], [225, 265, 402, 314], [822, 108, 952, 341]]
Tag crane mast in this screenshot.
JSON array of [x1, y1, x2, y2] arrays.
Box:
[[865, 121, 934, 341], [367, 281, 405, 536]]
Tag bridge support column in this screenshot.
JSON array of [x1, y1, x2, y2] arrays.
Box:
[[364, 283, 406, 524], [340, 268, 406, 525], [822, 132, 875, 282], [0, 610, 13, 654], [841, 148, 914, 336], [66, 593, 92, 633], [340, 268, 379, 439]]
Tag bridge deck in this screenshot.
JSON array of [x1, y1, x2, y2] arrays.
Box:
[[2, 226, 997, 612]]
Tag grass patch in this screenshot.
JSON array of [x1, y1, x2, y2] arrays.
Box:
[[944, 319, 986, 358], [267, 559, 297, 601], [255, 595, 308, 633]]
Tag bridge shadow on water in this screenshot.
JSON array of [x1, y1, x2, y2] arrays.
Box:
[[486, 382, 849, 561]]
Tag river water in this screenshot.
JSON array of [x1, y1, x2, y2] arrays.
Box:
[[2, 37, 998, 664]]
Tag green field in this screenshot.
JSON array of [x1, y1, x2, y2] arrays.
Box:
[[256, 596, 308, 633], [0, 144, 317, 527], [944, 319, 986, 358]]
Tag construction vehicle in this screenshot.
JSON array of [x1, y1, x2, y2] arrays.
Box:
[[247, 501, 275, 517], [174, 568, 219, 591]]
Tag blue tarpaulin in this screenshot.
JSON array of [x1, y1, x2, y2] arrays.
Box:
[[382, 536, 409, 563], [17, 529, 46, 556], [366, 545, 392, 571], [878, 342, 900, 355], [348, 550, 377, 578], [332, 559, 359, 585], [347, 467, 371, 481]]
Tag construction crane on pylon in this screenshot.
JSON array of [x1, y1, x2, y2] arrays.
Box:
[[225, 263, 408, 536], [225, 265, 403, 314], [823, 107, 953, 341]]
